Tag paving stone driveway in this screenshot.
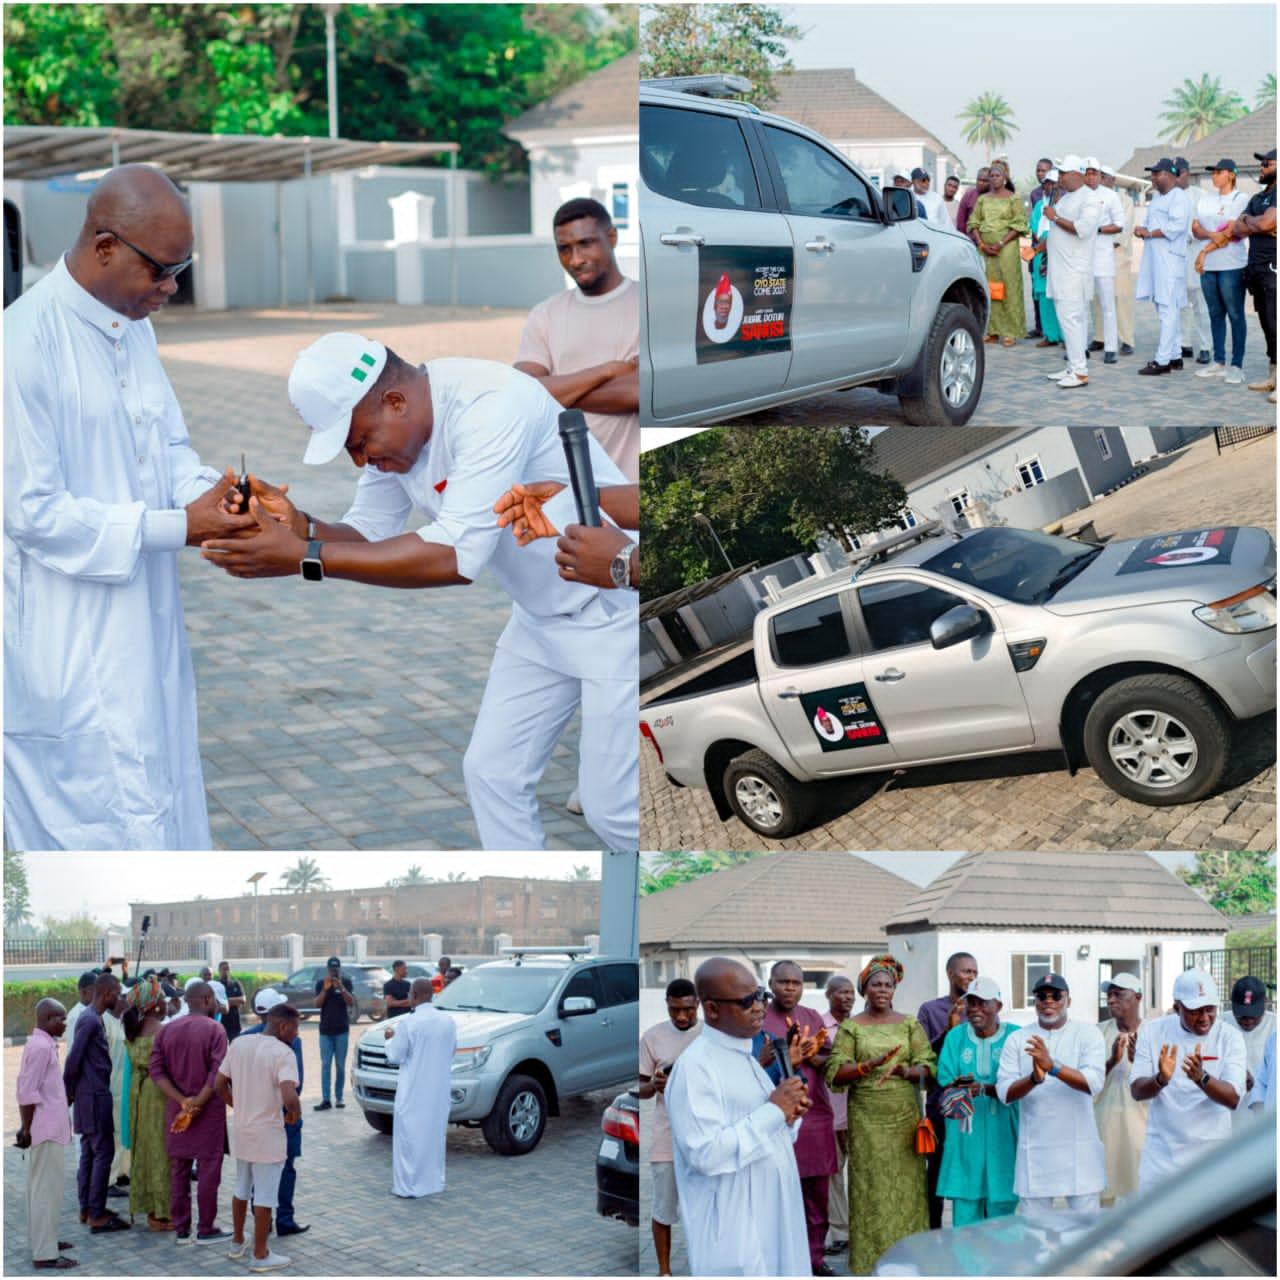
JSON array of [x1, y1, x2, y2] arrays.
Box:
[[640, 432, 1277, 853], [154, 303, 597, 850], [2, 1025, 636, 1276]]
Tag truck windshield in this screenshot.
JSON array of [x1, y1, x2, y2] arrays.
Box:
[[433, 966, 564, 1015], [922, 528, 1102, 604]]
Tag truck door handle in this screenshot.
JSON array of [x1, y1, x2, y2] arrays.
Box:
[[804, 239, 835, 253], [776, 688, 802, 700], [874, 669, 906, 682], [660, 231, 706, 247]]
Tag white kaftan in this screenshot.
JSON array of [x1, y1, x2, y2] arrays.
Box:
[[385, 1002, 457, 1197], [1135, 188, 1190, 307], [996, 1019, 1107, 1199], [665, 1024, 808, 1277], [1221, 1009, 1276, 1132], [4, 257, 216, 850], [1134, 1013, 1246, 1191], [1093, 1019, 1147, 1202]]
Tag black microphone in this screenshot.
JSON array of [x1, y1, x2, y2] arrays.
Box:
[[557, 409, 602, 527], [771, 1035, 795, 1080]]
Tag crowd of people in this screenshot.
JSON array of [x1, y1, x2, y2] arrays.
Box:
[[14, 956, 457, 1272], [640, 955, 1275, 1277], [909, 150, 1277, 397]]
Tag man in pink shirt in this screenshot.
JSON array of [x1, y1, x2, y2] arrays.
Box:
[[17, 998, 76, 1269]]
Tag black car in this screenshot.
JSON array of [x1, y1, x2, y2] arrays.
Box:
[[277, 963, 391, 1024], [596, 1088, 639, 1227]]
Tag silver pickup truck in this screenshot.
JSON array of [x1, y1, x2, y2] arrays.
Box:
[[640, 523, 1276, 837], [640, 76, 990, 428]]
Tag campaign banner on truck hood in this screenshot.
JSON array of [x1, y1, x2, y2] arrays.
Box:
[[1117, 528, 1239, 574], [695, 246, 794, 365]]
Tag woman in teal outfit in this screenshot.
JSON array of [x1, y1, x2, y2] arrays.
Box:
[[935, 977, 1020, 1225], [1029, 172, 1063, 346]]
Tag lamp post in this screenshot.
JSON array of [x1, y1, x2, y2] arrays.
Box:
[[693, 511, 733, 572], [247, 871, 267, 984]]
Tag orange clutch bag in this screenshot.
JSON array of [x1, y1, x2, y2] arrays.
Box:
[[914, 1117, 938, 1154]]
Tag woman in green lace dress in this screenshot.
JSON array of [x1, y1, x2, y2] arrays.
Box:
[[826, 955, 936, 1274], [969, 160, 1030, 344], [123, 978, 173, 1230]]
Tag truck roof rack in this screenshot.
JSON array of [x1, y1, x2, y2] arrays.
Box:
[[641, 73, 753, 99], [499, 946, 591, 966], [850, 519, 952, 569]]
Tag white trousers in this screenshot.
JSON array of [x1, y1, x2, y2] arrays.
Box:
[[1054, 272, 1093, 375], [463, 647, 638, 850], [1019, 1193, 1101, 1213], [1181, 250, 1212, 351], [27, 1140, 65, 1261], [1155, 300, 1181, 364], [1092, 275, 1117, 352]]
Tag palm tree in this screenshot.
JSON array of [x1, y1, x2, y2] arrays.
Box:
[[1158, 75, 1247, 144], [401, 864, 427, 884], [572, 865, 594, 881], [1258, 73, 1277, 109], [279, 856, 330, 894], [956, 91, 1019, 165]]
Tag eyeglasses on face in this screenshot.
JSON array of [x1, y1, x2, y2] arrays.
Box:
[[708, 987, 768, 1010], [1034, 989, 1066, 1001], [97, 228, 193, 281]]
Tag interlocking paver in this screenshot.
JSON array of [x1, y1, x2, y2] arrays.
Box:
[[641, 433, 1276, 853]]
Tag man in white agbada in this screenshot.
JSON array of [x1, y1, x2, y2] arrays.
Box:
[[1093, 973, 1147, 1205], [1174, 156, 1213, 364], [1221, 976, 1277, 1132], [1083, 160, 1125, 363], [4, 165, 255, 851], [1131, 969, 1246, 1192], [1041, 156, 1102, 389], [383, 978, 457, 1198], [666, 957, 811, 1277], [1135, 158, 1191, 374], [996, 972, 1107, 1211]]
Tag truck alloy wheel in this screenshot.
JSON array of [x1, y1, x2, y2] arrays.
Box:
[[482, 1073, 547, 1156], [722, 749, 814, 838]]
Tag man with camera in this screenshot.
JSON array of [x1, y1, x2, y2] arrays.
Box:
[[313, 958, 354, 1112]]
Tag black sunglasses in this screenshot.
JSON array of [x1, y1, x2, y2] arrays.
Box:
[[98, 228, 193, 281], [708, 987, 767, 1010], [1034, 989, 1066, 1001]]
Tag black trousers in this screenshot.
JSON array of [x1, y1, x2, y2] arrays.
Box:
[[1245, 261, 1276, 365], [925, 1119, 947, 1229]]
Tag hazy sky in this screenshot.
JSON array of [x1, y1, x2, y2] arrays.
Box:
[[25, 853, 601, 930], [783, 2, 1276, 181]]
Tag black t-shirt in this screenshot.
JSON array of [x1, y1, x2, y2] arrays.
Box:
[[221, 977, 245, 1040], [383, 977, 411, 1018], [314, 974, 355, 1034], [1245, 184, 1277, 267]]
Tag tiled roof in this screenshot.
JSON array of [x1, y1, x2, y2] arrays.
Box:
[[1117, 103, 1276, 180], [506, 49, 639, 135], [769, 69, 960, 160], [868, 427, 1030, 489], [641, 851, 918, 948], [884, 851, 1228, 934]]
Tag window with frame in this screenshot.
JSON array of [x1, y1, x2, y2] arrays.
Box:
[[857, 579, 968, 652], [1010, 952, 1065, 1009], [897, 509, 918, 531], [1017, 457, 1046, 488], [948, 489, 972, 516], [1094, 430, 1112, 460], [764, 126, 877, 220], [771, 594, 852, 668], [610, 183, 630, 229], [640, 104, 761, 210]]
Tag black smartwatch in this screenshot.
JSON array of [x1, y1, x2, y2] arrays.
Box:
[[301, 539, 324, 582]]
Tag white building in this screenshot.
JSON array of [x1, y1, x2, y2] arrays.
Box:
[[884, 851, 1229, 1027]]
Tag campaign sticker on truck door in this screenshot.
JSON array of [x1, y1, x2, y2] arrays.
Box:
[[696, 246, 794, 365], [798, 684, 889, 752], [1117, 528, 1238, 574]]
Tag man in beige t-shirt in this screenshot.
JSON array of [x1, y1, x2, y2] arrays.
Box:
[[639, 979, 701, 1276], [516, 197, 639, 482]]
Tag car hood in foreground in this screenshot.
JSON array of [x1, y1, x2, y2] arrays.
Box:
[[1043, 525, 1275, 614], [358, 1008, 527, 1050]]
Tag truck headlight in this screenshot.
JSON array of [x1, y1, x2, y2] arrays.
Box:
[[1193, 583, 1277, 634], [451, 1045, 491, 1072]]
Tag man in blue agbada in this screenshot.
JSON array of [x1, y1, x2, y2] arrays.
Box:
[[935, 976, 1019, 1226]]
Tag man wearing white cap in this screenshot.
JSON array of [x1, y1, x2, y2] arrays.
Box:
[[1134, 158, 1191, 375], [1129, 969, 1246, 1192], [201, 338, 638, 852], [995, 972, 1106, 1211], [1040, 156, 1102, 388], [1083, 160, 1125, 364], [1092, 167, 1137, 357], [1093, 973, 1147, 1205]]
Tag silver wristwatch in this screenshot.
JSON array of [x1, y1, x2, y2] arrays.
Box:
[[610, 542, 638, 590]]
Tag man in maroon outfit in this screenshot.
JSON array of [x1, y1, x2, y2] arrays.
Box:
[[761, 960, 837, 1276], [150, 981, 228, 1244]]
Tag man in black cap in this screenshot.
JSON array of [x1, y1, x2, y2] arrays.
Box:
[[313, 957, 354, 1111], [911, 167, 946, 223], [1234, 148, 1277, 400], [1173, 157, 1213, 362], [1222, 975, 1276, 1130], [1135, 159, 1191, 374]]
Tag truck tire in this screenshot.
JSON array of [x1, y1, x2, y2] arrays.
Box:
[[723, 749, 815, 838], [898, 301, 984, 425], [362, 1109, 394, 1135], [1082, 674, 1229, 805], [481, 1074, 547, 1156]]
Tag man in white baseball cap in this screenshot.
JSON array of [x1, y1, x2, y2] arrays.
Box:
[[1129, 968, 1247, 1191], [1094, 972, 1147, 1204], [1041, 156, 1102, 388], [200, 338, 637, 852]]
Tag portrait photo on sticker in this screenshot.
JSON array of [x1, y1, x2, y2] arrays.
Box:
[[701, 271, 744, 343]]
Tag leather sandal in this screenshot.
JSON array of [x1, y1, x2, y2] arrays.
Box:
[[33, 1259, 79, 1270]]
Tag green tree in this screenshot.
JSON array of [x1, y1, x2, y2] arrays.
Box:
[[1176, 851, 1275, 915], [572, 864, 595, 881], [1257, 73, 1277, 109], [1158, 74, 1247, 144], [280, 856, 331, 894], [40, 911, 104, 940], [4, 851, 32, 930], [639, 3, 799, 106], [956, 91, 1019, 165], [640, 849, 770, 894]]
